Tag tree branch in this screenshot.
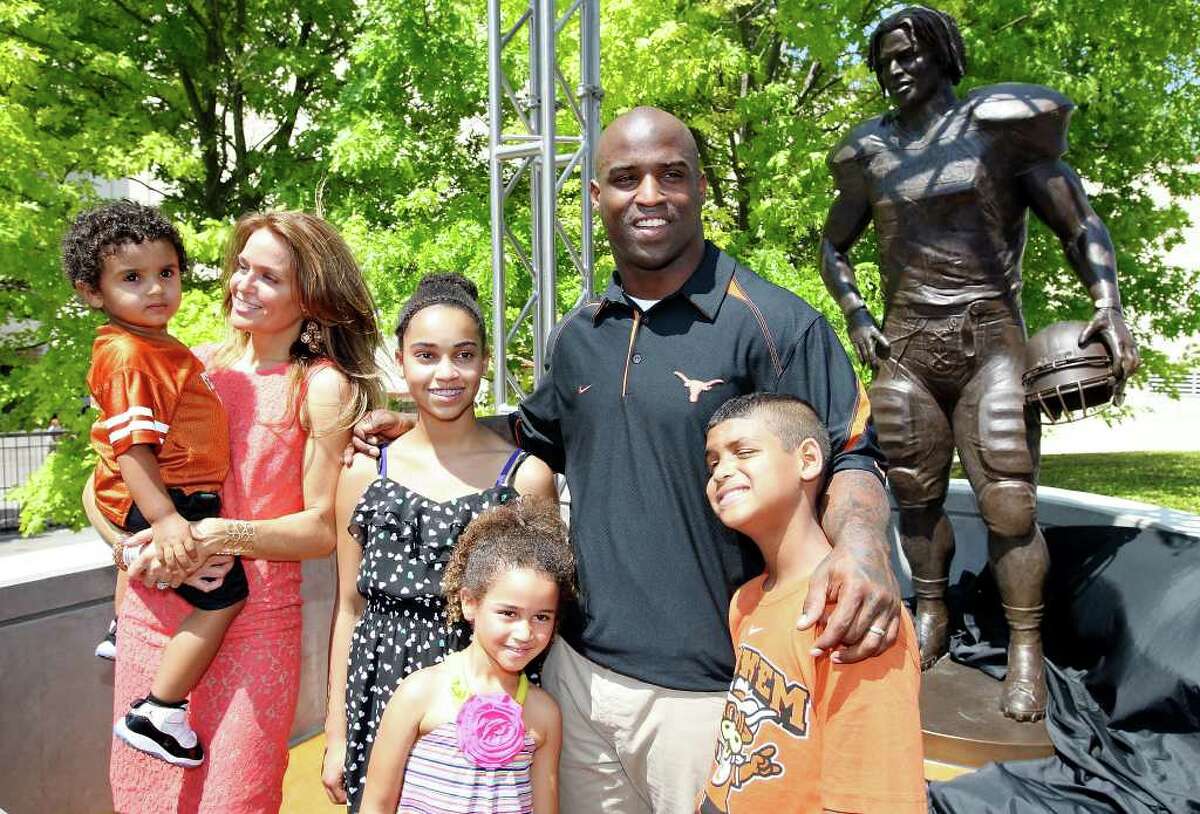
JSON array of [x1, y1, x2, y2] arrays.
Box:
[[795, 59, 824, 107], [0, 180, 58, 209], [265, 17, 318, 155], [230, 0, 247, 169], [996, 13, 1032, 32], [763, 33, 783, 85], [727, 129, 749, 232], [107, 0, 153, 27], [182, 0, 208, 31], [693, 128, 726, 210]]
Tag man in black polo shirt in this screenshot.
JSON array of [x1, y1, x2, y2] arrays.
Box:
[[353, 107, 900, 813], [522, 106, 898, 812]]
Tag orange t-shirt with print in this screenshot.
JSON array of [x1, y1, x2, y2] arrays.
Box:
[[697, 573, 926, 814]]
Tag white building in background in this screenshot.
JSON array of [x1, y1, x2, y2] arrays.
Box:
[[1041, 170, 1200, 454], [90, 175, 165, 206]]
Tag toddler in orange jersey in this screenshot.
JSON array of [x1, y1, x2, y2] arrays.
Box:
[[697, 393, 926, 813], [65, 201, 246, 768]]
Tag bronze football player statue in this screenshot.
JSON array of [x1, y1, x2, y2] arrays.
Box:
[[820, 6, 1139, 721]]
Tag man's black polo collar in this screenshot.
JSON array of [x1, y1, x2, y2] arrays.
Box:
[[593, 241, 731, 323]]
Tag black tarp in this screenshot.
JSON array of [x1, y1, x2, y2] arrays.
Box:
[[926, 524, 1200, 814]]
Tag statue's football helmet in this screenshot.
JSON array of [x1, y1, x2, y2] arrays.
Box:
[[1023, 321, 1117, 423]]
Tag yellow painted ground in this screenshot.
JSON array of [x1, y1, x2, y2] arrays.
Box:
[[280, 733, 973, 811], [924, 759, 973, 782], [282, 734, 342, 813]]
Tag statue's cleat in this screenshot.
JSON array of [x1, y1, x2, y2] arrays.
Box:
[[1001, 641, 1047, 722], [913, 601, 950, 670]]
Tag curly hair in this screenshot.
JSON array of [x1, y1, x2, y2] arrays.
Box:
[[442, 496, 576, 624], [62, 200, 189, 291], [395, 272, 486, 347]]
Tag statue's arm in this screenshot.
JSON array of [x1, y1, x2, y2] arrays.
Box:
[[819, 189, 872, 314], [819, 189, 888, 370], [1020, 160, 1118, 304], [1020, 160, 1140, 382]]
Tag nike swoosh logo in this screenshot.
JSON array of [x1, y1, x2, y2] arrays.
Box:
[[578, 384, 592, 394], [747, 626, 767, 636]]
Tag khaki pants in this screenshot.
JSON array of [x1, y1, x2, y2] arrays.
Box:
[[542, 637, 726, 814]]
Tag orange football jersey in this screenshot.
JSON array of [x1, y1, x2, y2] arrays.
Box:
[[88, 324, 229, 526]]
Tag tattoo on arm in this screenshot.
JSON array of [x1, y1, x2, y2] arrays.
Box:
[[821, 470, 892, 582]]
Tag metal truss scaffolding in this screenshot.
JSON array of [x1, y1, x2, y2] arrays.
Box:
[[488, 0, 601, 411]]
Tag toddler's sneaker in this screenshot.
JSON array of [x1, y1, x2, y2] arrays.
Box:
[[94, 618, 117, 661], [113, 698, 204, 767]]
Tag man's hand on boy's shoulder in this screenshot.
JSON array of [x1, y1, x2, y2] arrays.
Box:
[[798, 541, 901, 663], [802, 469, 900, 663]]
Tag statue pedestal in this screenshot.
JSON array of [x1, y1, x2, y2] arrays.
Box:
[[921, 658, 1054, 773]]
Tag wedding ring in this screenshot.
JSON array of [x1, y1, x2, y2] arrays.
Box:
[[868, 625, 887, 637]]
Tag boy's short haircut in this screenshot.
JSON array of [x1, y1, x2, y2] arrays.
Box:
[[62, 200, 189, 291], [707, 392, 832, 464]]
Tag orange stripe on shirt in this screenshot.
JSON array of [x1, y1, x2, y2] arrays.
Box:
[[843, 378, 871, 452]]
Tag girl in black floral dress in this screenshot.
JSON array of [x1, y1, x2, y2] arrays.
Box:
[[322, 274, 556, 811]]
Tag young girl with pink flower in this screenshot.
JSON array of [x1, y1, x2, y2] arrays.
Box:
[[358, 496, 574, 814]]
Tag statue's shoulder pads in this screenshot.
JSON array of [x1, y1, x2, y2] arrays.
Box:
[[969, 83, 1074, 160], [968, 83, 1075, 123], [828, 116, 890, 166]]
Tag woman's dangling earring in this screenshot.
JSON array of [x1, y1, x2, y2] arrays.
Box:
[[299, 319, 324, 355]]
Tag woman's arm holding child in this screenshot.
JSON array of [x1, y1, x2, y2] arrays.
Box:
[[527, 687, 562, 814], [189, 366, 353, 562], [321, 454, 376, 804], [358, 671, 433, 814], [83, 475, 234, 590]]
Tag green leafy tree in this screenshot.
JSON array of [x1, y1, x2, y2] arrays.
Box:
[[0, 0, 357, 530]]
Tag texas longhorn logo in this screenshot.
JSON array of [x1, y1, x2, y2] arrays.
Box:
[[673, 370, 724, 403]]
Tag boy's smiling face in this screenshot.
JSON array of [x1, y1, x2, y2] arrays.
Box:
[[704, 415, 823, 537], [78, 239, 182, 335]]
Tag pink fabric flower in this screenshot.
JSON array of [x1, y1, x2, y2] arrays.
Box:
[[455, 691, 527, 768]]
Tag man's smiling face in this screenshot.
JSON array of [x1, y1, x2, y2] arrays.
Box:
[[591, 109, 707, 277]]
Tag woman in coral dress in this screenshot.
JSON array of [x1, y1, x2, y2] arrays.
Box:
[[89, 212, 383, 813]]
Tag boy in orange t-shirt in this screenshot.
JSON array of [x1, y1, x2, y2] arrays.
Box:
[[65, 201, 246, 769], [697, 393, 926, 813]]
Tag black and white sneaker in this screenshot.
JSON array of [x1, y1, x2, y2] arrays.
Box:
[[113, 698, 204, 767], [95, 618, 117, 661]]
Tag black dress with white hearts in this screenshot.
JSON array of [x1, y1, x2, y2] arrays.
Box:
[[341, 447, 528, 812]]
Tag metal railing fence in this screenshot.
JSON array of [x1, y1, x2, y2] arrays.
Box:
[[0, 430, 64, 531]]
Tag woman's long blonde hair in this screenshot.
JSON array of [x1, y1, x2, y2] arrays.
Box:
[[213, 211, 384, 430]]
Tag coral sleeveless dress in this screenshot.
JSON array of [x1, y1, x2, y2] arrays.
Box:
[[110, 353, 307, 813]]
